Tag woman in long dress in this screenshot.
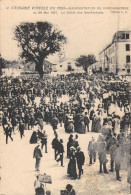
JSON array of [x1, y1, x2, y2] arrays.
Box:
[[75, 114, 86, 134], [65, 115, 74, 133], [67, 147, 77, 179]]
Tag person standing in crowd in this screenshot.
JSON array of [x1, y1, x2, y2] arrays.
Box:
[[76, 147, 85, 179], [88, 137, 97, 166], [84, 111, 90, 132], [4, 122, 13, 144], [33, 143, 43, 171], [109, 134, 117, 172], [52, 133, 59, 160], [56, 139, 64, 167], [95, 112, 101, 133], [24, 110, 30, 130], [74, 134, 79, 148], [97, 134, 108, 174], [99, 147, 109, 174], [67, 146, 77, 180], [2, 115, 8, 131], [19, 120, 25, 139], [30, 113, 35, 130], [67, 134, 76, 158], [41, 130, 48, 153], [11, 115, 17, 133], [89, 104, 95, 121], [114, 143, 122, 181], [51, 114, 58, 131], [91, 113, 96, 132]]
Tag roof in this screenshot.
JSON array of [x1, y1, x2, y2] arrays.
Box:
[[43, 60, 57, 66]]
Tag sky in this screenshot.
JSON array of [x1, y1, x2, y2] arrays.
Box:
[[0, 0, 131, 62]]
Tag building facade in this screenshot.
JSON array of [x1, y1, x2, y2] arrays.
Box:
[[91, 61, 101, 73], [23, 60, 56, 74], [54, 59, 84, 74], [99, 30, 131, 75]]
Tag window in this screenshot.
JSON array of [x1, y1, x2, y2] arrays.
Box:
[[126, 55, 130, 63], [127, 69, 130, 73], [122, 69, 125, 71], [60, 65, 62, 67], [121, 33, 125, 39], [126, 44, 130, 51], [68, 65, 72, 71], [126, 34, 129, 39]]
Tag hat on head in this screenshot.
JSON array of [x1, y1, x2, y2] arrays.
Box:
[[60, 139, 63, 143], [70, 146, 76, 151], [66, 184, 73, 191], [77, 146, 81, 151]]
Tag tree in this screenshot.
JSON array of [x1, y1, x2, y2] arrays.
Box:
[[75, 54, 96, 72], [0, 54, 6, 75], [14, 22, 67, 77]]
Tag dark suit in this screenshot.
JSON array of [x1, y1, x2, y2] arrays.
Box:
[[84, 115, 90, 132], [5, 126, 13, 144], [33, 146, 42, 171], [52, 137, 59, 160], [41, 132, 47, 153], [57, 142, 64, 166], [76, 151, 85, 178]]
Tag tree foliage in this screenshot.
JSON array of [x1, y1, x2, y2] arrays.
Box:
[[14, 22, 67, 76], [0, 55, 8, 74], [75, 54, 97, 71]]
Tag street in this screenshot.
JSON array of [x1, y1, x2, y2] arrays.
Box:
[[0, 122, 130, 195]]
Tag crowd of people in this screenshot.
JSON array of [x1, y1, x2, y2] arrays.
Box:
[[0, 72, 130, 194]]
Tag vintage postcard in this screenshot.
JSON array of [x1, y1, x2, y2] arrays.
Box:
[[0, 0, 131, 194]]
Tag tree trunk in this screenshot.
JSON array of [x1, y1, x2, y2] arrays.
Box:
[[35, 61, 44, 78]]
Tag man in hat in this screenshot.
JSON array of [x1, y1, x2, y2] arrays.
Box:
[[4, 122, 13, 144], [76, 147, 85, 179], [51, 114, 58, 131], [33, 143, 43, 171], [56, 139, 64, 167], [88, 137, 97, 166], [41, 130, 48, 153], [114, 143, 122, 181], [2, 115, 8, 131], [52, 133, 59, 160], [19, 120, 25, 139], [109, 133, 117, 172], [84, 111, 90, 132]]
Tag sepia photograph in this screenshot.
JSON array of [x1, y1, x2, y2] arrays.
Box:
[[0, 0, 131, 194]]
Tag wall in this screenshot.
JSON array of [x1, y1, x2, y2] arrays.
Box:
[[117, 41, 131, 75]]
